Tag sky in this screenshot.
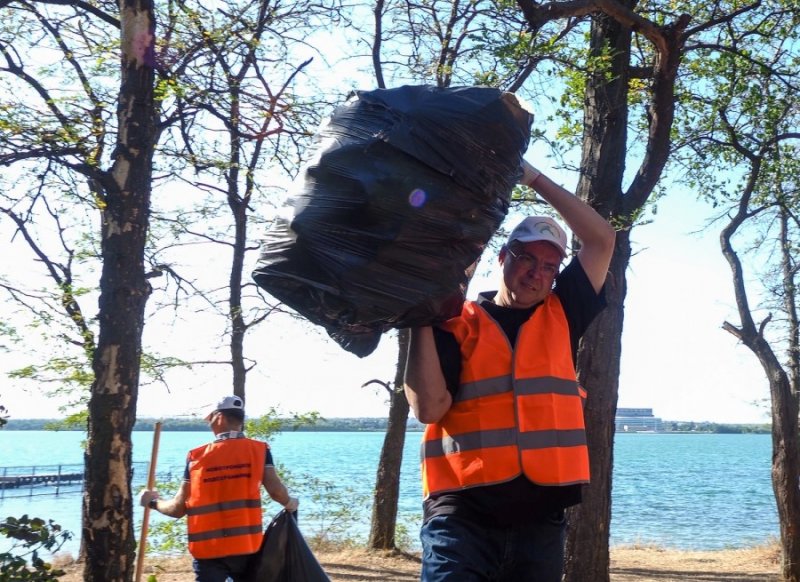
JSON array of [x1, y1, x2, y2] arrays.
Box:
[[0, 6, 779, 426], [0, 44, 775, 425], [0, 171, 774, 425], [616, 192, 770, 424]]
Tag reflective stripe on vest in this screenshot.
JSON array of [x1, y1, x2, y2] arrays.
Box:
[[421, 296, 589, 497], [185, 438, 266, 559]]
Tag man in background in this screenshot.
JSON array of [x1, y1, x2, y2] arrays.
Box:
[[139, 395, 299, 582], [404, 161, 615, 581]]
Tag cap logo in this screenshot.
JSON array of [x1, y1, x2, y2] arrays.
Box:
[[536, 222, 559, 239]]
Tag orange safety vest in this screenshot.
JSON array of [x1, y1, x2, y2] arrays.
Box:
[[185, 438, 266, 559], [421, 296, 589, 498]]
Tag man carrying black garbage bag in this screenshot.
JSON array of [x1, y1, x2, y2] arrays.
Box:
[[404, 161, 616, 582], [139, 396, 299, 582]]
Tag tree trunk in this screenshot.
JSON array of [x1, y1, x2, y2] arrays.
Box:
[[368, 330, 410, 550], [229, 184, 248, 399], [83, 2, 156, 580], [564, 10, 632, 582], [774, 210, 800, 581], [227, 80, 247, 399], [720, 179, 800, 582], [724, 305, 800, 582], [564, 232, 629, 581], [769, 369, 800, 582]]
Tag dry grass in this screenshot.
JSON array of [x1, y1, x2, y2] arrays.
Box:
[[609, 542, 781, 581], [52, 542, 782, 581]]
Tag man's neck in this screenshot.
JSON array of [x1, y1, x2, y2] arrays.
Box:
[[214, 430, 245, 441]]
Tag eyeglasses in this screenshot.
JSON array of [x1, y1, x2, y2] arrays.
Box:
[[506, 247, 559, 278]]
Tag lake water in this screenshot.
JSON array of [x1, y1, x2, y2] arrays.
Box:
[[0, 431, 780, 557]]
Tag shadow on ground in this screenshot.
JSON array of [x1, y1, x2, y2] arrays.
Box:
[[610, 567, 779, 581], [320, 551, 421, 582], [323, 562, 418, 581]]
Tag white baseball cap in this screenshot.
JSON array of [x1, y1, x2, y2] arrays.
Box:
[[205, 395, 245, 420], [506, 216, 568, 259]]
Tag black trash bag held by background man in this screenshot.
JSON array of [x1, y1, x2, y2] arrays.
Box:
[[245, 510, 329, 582], [252, 85, 532, 357]]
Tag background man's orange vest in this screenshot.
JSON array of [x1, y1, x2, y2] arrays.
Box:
[[185, 438, 266, 558], [421, 296, 589, 497]]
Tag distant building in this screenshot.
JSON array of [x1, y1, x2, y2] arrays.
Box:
[[615, 407, 663, 432]]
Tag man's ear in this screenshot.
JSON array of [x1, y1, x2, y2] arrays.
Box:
[[499, 245, 509, 265]]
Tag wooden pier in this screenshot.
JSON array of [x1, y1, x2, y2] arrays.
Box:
[[0, 472, 83, 489], [0, 462, 153, 498], [0, 464, 86, 498]]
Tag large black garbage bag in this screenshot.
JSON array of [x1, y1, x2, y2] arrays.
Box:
[[252, 85, 532, 357], [245, 510, 329, 582]]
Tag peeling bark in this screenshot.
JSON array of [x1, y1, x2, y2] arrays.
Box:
[[82, 1, 156, 580]]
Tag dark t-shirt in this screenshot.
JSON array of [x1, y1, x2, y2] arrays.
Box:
[[424, 257, 606, 527]]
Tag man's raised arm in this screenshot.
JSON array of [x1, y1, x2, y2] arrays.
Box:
[[522, 161, 616, 292]]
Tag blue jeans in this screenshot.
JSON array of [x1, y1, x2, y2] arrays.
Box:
[[192, 554, 253, 582], [420, 512, 567, 582]]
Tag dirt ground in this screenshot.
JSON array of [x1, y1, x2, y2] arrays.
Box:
[[54, 542, 782, 581]]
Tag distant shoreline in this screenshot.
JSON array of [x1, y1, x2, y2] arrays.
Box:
[[3, 417, 426, 432], [4, 417, 772, 434]]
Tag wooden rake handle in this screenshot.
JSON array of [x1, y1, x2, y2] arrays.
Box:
[[135, 421, 162, 582]]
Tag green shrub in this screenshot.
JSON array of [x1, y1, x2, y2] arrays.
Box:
[[0, 515, 72, 581]]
